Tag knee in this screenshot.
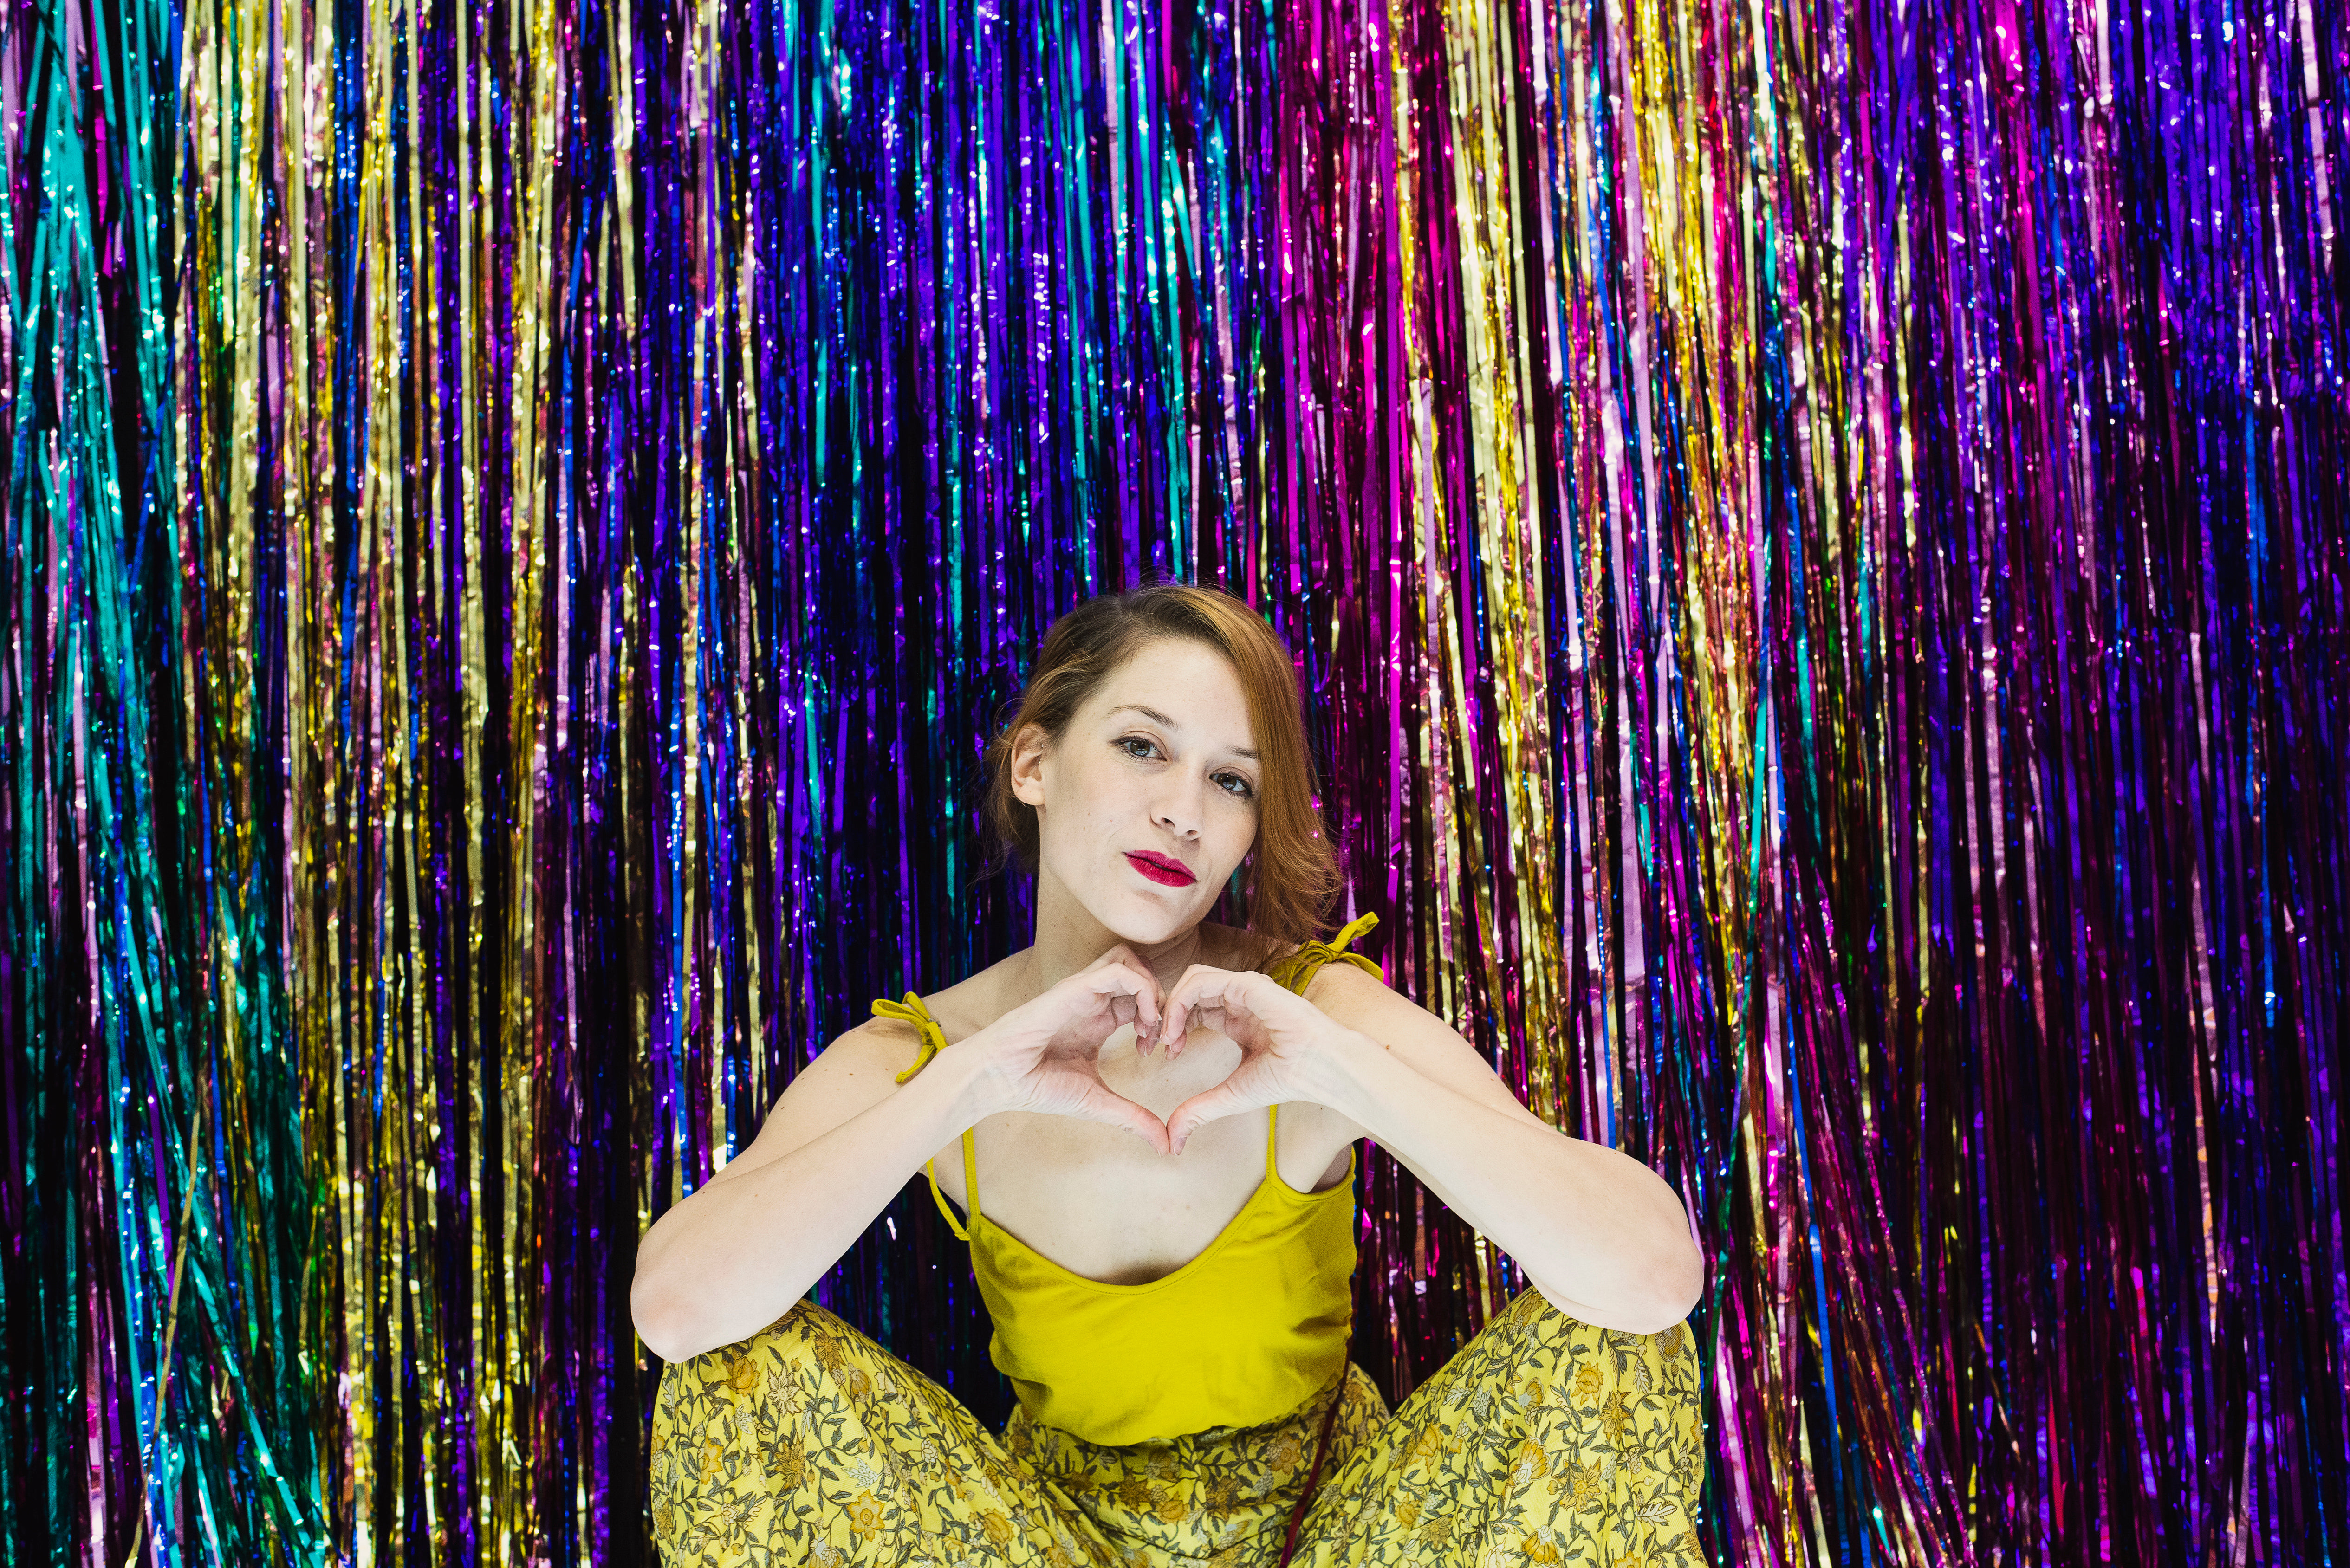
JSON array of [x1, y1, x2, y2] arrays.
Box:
[[747, 1297, 843, 1357], [663, 1301, 837, 1398], [1513, 1286, 1696, 1357], [1493, 1292, 1700, 1406], [738, 1300, 905, 1408]]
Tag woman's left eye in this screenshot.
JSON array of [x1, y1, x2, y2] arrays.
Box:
[[1214, 773, 1255, 800]]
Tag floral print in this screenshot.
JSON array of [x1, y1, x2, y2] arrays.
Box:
[[652, 1289, 1702, 1566]]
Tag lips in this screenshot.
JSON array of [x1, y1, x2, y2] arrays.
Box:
[[1124, 850, 1197, 888]]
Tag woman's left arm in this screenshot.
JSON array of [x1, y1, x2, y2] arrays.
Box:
[[1157, 963, 1705, 1335]]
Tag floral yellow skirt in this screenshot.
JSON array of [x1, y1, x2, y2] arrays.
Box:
[[650, 1288, 1704, 1567]]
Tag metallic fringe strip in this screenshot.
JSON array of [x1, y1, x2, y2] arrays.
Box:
[[2, 0, 2344, 1562]]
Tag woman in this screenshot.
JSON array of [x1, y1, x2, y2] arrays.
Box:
[[635, 584, 1706, 1566]]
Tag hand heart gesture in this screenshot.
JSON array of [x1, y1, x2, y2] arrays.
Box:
[[968, 948, 1170, 1152], [1151, 968, 1353, 1154]]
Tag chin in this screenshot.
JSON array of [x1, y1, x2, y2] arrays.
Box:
[[1092, 888, 1210, 947]]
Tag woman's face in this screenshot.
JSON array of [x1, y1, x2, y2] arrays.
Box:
[[1012, 637, 1262, 947]]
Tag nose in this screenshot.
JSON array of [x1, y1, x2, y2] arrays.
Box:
[[1153, 772, 1205, 840]]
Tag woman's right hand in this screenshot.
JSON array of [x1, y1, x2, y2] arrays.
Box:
[[963, 947, 1171, 1151]]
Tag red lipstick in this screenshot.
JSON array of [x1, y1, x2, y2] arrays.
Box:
[[1124, 851, 1196, 888]]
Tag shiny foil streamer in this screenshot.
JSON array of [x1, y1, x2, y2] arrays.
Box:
[[2, 0, 2344, 1562]]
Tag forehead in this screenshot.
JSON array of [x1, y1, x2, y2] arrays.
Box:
[[1086, 639, 1257, 747]]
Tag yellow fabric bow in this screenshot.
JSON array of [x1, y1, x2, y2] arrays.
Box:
[[1263, 910, 1383, 993], [870, 993, 950, 1084]]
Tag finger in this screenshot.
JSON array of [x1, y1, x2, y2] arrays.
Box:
[[1123, 958, 1167, 1033], [1125, 968, 1162, 1055], [1159, 995, 1197, 1056], [1167, 996, 1226, 1058], [1089, 959, 1162, 1039], [1085, 946, 1163, 1013], [1212, 989, 1266, 1050], [1185, 972, 1291, 1055], [1170, 988, 1244, 1058], [1101, 944, 1159, 988], [1125, 974, 1162, 1042], [1157, 965, 1232, 1056]]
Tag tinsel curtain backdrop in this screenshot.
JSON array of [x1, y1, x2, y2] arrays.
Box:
[[4, 0, 2344, 1562]]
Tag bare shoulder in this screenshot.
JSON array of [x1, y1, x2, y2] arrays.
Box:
[[716, 1017, 925, 1183], [817, 1015, 929, 1079], [1300, 959, 1539, 1121], [909, 951, 1031, 1043], [1298, 952, 1407, 1022], [769, 1018, 924, 1122], [1300, 956, 1461, 1050]]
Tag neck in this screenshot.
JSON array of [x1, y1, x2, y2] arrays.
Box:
[[1022, 871, 1209, 999]]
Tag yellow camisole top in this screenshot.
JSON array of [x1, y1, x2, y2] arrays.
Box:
[[876, 914, 1382, 1448]]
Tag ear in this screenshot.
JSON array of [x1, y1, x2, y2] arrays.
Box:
[[1008, 723, 1052, 807]]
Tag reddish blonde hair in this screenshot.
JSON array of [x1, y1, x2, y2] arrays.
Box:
[[981, 584, 1341, 946]]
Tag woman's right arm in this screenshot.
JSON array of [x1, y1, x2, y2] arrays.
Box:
[[629, 1026, 995, 1363]]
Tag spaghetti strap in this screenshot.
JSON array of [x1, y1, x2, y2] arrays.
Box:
[[1265, 1104, 1279, 1181], [916, 1128, 973, 1241], [921, 1129, 981, 1240], [874, 991, 971, 1238], [925, 1158, 969, 1241]]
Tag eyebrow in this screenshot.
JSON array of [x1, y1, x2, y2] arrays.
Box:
[[1108, 704, 1259, 760]]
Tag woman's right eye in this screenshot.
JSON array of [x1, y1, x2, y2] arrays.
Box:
[[1117, 736, 1160, 760]]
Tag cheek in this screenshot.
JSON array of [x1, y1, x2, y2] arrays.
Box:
[[1078, 765, 1138, 831], [1216, 803, 1261, 867], [1045, 761, 1135, 853]]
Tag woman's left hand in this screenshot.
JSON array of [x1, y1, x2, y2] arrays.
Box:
[[1149, 967, 1368, 1154]]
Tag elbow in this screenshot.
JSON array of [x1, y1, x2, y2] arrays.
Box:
[[630, 1207, 732, 1363], [1645, 1234, 1707, 1332], [1595, 1236, 1707, 1338], [630, 1269, 708, 1366], [1628, 1178, 1706, 1333], [1615, 1201, 1707, 1334], [636, 1324, 698, 1367], [1587, 1257, 1702, 1338], [1524, 1234, 1706, 1337], [632, 1256, 789, 1365]]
